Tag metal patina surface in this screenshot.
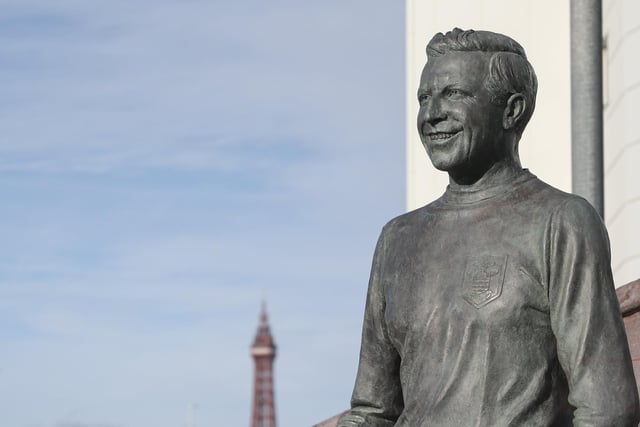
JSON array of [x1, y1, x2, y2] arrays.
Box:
[[338, 28, 640, 427]]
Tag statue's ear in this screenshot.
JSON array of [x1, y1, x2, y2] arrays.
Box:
[[503, 93, 526, 131]]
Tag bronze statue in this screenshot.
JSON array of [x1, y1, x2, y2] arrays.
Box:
[[339, 28, 640, 426]]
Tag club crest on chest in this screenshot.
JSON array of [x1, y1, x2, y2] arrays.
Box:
[[461, 255, 508, 308]]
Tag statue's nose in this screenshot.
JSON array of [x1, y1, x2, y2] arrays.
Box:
[[423, 97, 446, 126]]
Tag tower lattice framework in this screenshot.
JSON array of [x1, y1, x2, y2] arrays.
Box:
[[250, 303, 277, 427]]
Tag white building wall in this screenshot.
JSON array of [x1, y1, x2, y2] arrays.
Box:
[[406, 0, 572, 209], [603, 0, 640, 286]]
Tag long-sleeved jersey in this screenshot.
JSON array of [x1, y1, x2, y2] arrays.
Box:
[[339, 171, 639, 427]]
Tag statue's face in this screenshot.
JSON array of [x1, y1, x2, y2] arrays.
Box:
[[417, 51, 505, 175]]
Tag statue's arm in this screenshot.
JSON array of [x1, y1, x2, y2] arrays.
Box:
[[338, 227, 403, 427], [548, 198, 640, 427]]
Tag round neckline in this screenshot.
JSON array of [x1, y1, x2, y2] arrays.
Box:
[[440, 169, 536, 206]]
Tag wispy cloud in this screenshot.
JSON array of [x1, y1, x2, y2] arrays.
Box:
[[56, 423, 123, 427], [0, 0, 402, 172]]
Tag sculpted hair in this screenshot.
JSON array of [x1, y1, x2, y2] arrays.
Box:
[[427, 28, 538, 134]]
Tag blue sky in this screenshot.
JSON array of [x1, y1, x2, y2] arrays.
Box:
[[0, 1, 405, 426]]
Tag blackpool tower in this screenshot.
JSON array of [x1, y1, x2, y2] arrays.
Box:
[[250, 303, 277, 427]]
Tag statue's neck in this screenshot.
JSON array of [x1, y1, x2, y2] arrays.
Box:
[[448, 158, 524, 192]]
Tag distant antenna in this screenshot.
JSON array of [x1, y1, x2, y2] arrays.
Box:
[[185, 402, 198, 427]]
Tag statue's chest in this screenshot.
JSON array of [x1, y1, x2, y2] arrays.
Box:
[[382, 219, 549, 352]]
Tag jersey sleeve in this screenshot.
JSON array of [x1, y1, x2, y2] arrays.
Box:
[[547, 197, 640, 427], [338, 225, 404, 427]]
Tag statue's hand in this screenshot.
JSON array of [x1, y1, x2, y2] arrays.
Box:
[[336, 412, 365, 427]]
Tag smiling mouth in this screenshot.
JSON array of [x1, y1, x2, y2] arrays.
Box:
[[428, 131, 461, 141]]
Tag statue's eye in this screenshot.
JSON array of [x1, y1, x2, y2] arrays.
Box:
[[418, 94, 431, 105], [446, 88, 463, 98]]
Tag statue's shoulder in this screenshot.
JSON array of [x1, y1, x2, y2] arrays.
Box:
[[527, 176, 604, 231], [380, 199, 442, 236], [531, 176, 597, 210]]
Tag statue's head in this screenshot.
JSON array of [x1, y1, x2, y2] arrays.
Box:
[[418, 28, 538, 179]]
